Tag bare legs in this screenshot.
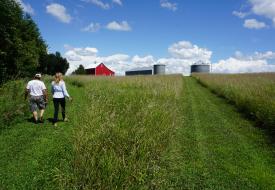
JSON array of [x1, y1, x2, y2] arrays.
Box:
[[32, 109, 45, 123]]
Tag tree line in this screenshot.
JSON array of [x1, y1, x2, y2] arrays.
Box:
[[0, 0, 69, 85]]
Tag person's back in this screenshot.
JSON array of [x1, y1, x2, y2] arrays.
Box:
[[25, 74, 48, 124], [51, 80, 69, 98], [27, 79, 46, 96]]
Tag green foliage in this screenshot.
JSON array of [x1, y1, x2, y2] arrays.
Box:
[[38, 52, 69, 75], [0, 0, 47, 84], [0, 80, 29, 129], [72, 65, 86, 75]]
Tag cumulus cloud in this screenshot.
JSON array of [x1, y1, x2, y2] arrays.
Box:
[[234, 0, 275, 28], [213, 58, 275, 73], [213, 50, 275, 73], [16, 0, 34, 15], [113, 0, 122, 6], [106, 21, 131, 31], [82, 22, 101, 32], [46, 3, 71, 23], [160, 0, 177, 11], [249, 0, 275, 25], [168, 41, 212, 62], [244, 19, 267, 29], [83, 0, 110, 10]]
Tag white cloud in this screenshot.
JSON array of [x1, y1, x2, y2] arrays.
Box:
[[16, 0, 34, 15], [232, 11, 248, 18], [160, 0, 177, 11], [168, 41, 212, 62], [249, 0, 275, 25], [113, 0, 122, 6], [213, 50, 275, 73], [244, 19, 267, 29], [213, 58, 275, 73], [82, 22, 101, 32], [234, 51, 275, 60], [46, 3, 71, 23], [106, 21, 131, 31], [83, 0, 110, 9]]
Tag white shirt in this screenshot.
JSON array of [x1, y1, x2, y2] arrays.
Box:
[[51, 80, 70, 98], [26, 80, 47, 96]]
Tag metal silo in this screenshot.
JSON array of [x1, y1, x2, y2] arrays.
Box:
[[153, 64, 166, 75], [191, 64, 210, 73]]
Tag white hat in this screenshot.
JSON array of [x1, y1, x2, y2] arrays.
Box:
[[35, 73, 42, 78]]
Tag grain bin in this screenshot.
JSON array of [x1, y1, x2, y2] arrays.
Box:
[[191, 64, 210, 73], [153, 64, 166, 75]]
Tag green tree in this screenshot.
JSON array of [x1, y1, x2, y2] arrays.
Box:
[[0, 0, 47, 84], [72, 65, 86, 75], [38, 52, 69, 75]]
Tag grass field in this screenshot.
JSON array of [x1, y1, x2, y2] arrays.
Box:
[[192, 73, 275, 131], [1, 75, 275, 189]]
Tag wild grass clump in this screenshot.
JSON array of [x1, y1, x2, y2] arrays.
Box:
[[56, 75, 183, 189], [0, 80, 29, 129], [193, 73, 275, 130]]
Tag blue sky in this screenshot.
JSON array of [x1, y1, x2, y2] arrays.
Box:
[[17, 0, 275, 75]]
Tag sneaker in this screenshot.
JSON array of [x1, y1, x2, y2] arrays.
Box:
[[53, 123, 57, 127], [63, 118, 68, 122]]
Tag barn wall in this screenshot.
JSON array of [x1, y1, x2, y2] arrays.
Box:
[[95, 64, 115, 76]]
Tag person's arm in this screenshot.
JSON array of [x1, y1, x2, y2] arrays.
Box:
[[51, 83, 54, 94], [62, 82, 71, 99], [42, 82, 48, 103], [43, 89, 48, 103], [25, 82, 30, 100], [25, 88, 29, 100]]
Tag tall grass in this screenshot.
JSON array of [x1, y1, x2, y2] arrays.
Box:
[[0, 80, 29, 129], [193, 73, 275, 130], [55, 75, 183, 189]]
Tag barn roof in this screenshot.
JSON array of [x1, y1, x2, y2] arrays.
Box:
[[126, 66, 152, 72], [85, 63, 102, 69]]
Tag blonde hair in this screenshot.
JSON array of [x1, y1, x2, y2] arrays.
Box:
[[54, 72, 63, 84]]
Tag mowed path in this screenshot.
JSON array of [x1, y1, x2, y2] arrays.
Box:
[[0, 76, 275, 189], [164, 78, 275, 189]]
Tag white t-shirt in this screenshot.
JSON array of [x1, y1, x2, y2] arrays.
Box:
[[26, 80, 47, 96]]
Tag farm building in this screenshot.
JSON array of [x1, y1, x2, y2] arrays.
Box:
[[125, 67, 152, 76], [85, 63, 115, 76], [191, 61, 210, 73], [125, 64, 166, 76]]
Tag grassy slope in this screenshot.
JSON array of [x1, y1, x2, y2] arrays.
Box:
[[0, 76, 275, 189]]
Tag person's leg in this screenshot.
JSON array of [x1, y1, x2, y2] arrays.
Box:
[[53, 98, 59, 124], [32, 111, 38, 122], [60, 98, 66, 121], [37, 96, 46, 123], [39, 109, 45, 122], [30, 96, 38, 123]]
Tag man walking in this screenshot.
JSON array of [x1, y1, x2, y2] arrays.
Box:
[[25, 74, 48, 123]]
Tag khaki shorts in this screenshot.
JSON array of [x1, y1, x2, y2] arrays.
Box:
[[29, 96, 46, 112]]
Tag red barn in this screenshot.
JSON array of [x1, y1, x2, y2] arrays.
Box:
[[85, 63, 115, 76]]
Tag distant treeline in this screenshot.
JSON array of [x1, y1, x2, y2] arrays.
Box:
[[0, 0, 69, 85]]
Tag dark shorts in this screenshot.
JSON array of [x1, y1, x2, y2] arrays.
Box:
[[29, 96, 46, 112]]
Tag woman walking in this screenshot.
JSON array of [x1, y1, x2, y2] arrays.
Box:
[[51, 72, 72, 126]]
